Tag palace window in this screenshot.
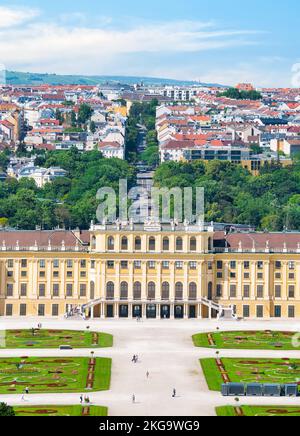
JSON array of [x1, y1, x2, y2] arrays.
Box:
[[39, 284, 46, 297], [106, 282, 115, 300], [175, 261, 183, 270], [53, 284, 60, 297], [134, 261, 142, 269], [189, 283, 197, 300], [107, 261, 114, 269], [148, 261, 156, 269], [189, 261, 197, 270], [7, 259, 13, 269], [147, 282, 156, 300], [21, 259, 27, 268], [6, 284, 13, 297], [230, 285, 236, 298], [135, 237, 142, 251], [257, 285, 264, 299], [20, 283, 27, 297], [6, 304, 13, 316], [20, 304, 27, 317], [149, 237, 156, 251], [121, 261, 128, 269], [162, 282, 170, 300], [275, 285, 282, 298], [107, 236, 115, 251], [175, 282, 183, 301], [80, 260, 86, 268], [216, 284, 222, 298], [289, 285, 295, 299], [133, 282, 142, 300], [80, 284, 87, 297], [66, 284, 73, 297], [176, 237, 183, 251], [163, 237, 169, 251], [288, 306, 295, 318], [162, 261, 169, 270], [243, 285, 250, 299], [66, 260, 73, 268], [190, 237, 197, 252], [39, 260, 46, 268], [53, 259, 59, 268], [120, 282, 128, 300], [121, 237, 128, 251]]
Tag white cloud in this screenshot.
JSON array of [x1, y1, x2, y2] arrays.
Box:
[[0, 6, 39, 29], [0, 17, 262, 75]]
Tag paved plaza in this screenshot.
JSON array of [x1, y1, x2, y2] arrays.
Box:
[[1, 318, 300, 416]]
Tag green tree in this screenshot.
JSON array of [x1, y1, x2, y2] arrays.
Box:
[[0, 403, 15, 417]]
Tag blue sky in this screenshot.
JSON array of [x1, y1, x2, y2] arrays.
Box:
[[0, 0, 299, 86]]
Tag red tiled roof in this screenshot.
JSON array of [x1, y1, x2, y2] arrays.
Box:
[[214, 232, 300, 251]]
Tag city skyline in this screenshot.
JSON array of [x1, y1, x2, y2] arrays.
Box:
[[0, 0, 299, 87]]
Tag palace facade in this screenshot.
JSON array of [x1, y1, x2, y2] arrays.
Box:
[[1, 222, 300, 320]]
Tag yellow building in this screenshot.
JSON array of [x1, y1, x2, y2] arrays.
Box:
[[1, 224, 300, 320]]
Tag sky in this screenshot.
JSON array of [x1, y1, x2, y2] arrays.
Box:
[[0, 0, 299, 87]]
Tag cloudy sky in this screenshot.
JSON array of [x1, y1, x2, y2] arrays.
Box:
[[0, 0, 299, 86]]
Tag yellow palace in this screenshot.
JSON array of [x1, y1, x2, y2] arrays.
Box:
[[0, 221, 300, 320]]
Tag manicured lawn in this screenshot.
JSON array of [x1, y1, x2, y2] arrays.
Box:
[[193, 331, 299, 350], [14, 405, 108, 416], [0, 357, 111, 394], [201, 358, 300, 392], [216, 406, 300, 417], [1, 330, 113, 349]]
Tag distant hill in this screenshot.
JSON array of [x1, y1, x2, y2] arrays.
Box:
[[4, 70, 224, 87]]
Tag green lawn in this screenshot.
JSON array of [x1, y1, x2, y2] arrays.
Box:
[[1, 330, 113, 349], [193, 331, 299, 350], [201, 358, 300, 392], [216, 406, 300, 417], [0, 357, 111, 394], [14, 405, 108, 416]]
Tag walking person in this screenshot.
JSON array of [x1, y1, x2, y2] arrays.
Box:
[[132, 394, 136, 404], [80, 395, 83, 404], [146, 371, 150, 379], [172, 388, 176, 398], [25, 387, 29, 395]]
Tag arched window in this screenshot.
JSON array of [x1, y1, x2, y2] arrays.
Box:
[[121, 236, 128, 251], [163, 237, 169, 251], [90, 281, 95, 300], [190, 237, 197, 252], [175, 282, 183, 300], [135, 236, 141, 251], [120, 282, 128, 300], [106, 282, 115, 300], [149, 237, 156, 251], [161, 282, 170, 300], [147, 282, 156, 300], [133, 282, 141, 300], [107, 236, 114, 251], [91, 236, 96, 250], [176, 237, 183, 251], [208, 237, 212, 252], [189, 282, 197, 300]]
